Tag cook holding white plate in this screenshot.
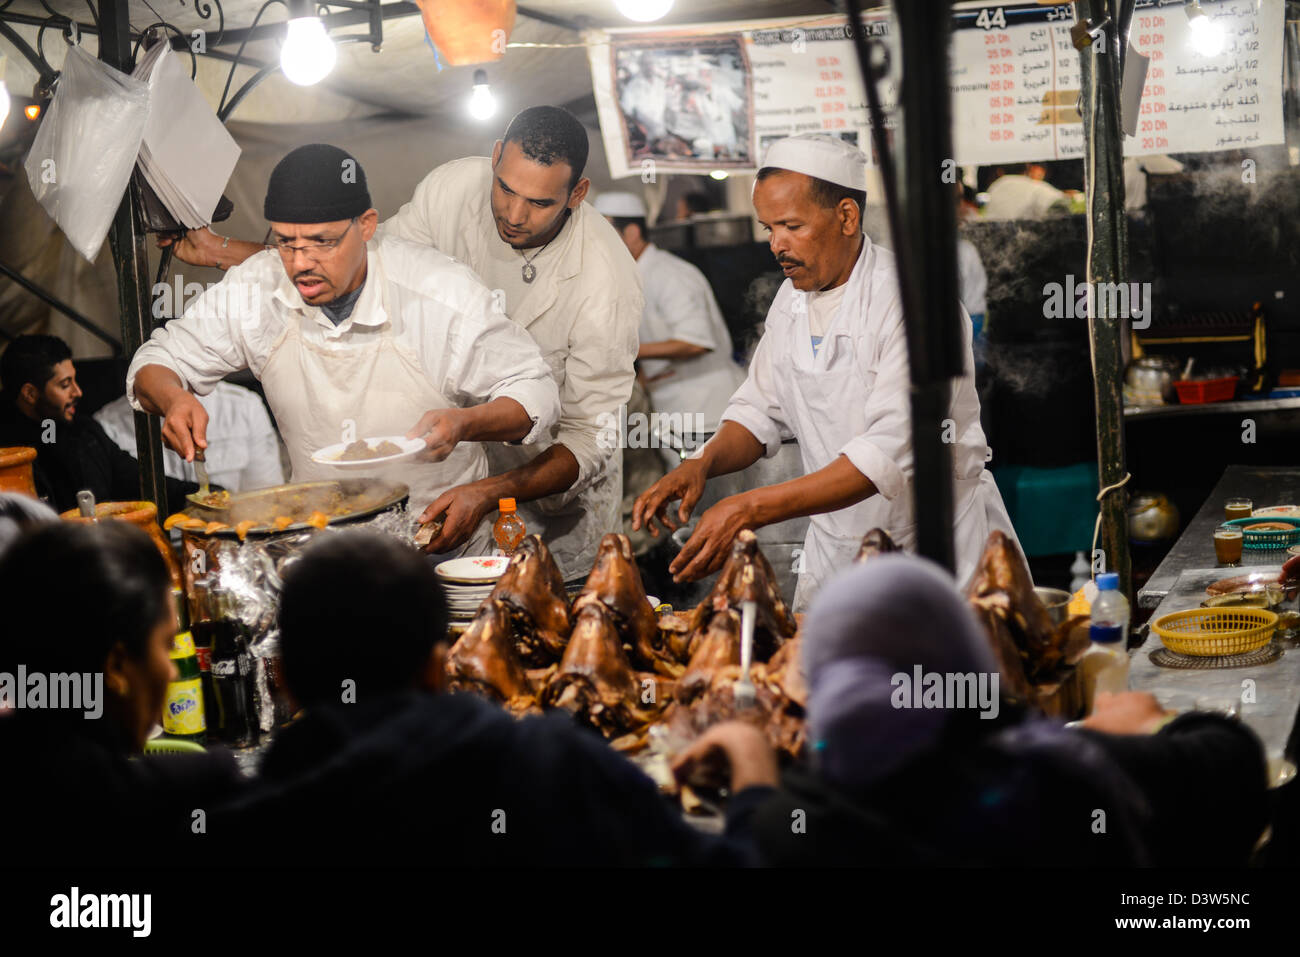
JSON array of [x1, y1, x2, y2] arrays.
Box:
[[128, 144, 561, 552]]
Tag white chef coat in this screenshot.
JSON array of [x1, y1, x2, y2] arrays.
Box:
[[957, 237, 988, 319], [96, 382, 285, 492], [982, 174, 1071, 220], [126, 234, 561, 518], [380, 156, 641, 581], [636, 243, 745, 434], [715, 234, 1018, 611]]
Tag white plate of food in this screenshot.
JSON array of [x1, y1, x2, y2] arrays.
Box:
[[1254, 505, 1300, 518], [311, 435, 424, 469], [436, 555, 511, 584]]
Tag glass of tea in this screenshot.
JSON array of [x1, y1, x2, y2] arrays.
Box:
[[1224, 498, 1253, 520], [1214, 524, 1244, 566]]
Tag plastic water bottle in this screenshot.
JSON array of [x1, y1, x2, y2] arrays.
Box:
[[1069, 551, 1091, 595], [1081, 572, 1130, 713]]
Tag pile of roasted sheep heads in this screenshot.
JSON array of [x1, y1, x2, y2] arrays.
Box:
[[445, 530, 807, 756]]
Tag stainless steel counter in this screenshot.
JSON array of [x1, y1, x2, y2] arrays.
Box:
[[1130, 565, 1296, 760], [1137, 466, 1300, 610]]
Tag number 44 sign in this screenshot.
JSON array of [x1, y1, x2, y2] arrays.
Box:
[[974, 7, 1008, 30]]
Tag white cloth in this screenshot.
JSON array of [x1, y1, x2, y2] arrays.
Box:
[[714, 235, 1019, 611], [957, 238, 988, 318], [380, 156, 642, 580], [96, 382, 285, 493], [636, 243, 745, 434], [126, 233, 561, 517], [1123, 154, 1185, 212], [759, 133, 868, 191], [807, 281, 848, 340], [982, 174, 1070, 220]]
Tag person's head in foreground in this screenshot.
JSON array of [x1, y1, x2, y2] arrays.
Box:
[[753, 133, 868, 293], [0, 521, 176, 750], [278, 529, 449, 709], [490, 105, 590, 250], [0, 492, 59, 559], [797, 553, 1151, 864], [264, 143, 377, 308], [1, 333, 82, 425]]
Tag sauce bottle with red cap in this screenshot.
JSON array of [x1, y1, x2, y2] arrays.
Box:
[[493, 498, 526, 555]]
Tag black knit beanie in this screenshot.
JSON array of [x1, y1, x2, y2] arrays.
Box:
[[264, 144, 371, 223]]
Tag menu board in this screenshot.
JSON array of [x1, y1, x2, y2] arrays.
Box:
[[588, 0, 1284, 177]]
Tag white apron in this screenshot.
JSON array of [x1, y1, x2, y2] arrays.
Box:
[[259, 309, 492, 554]]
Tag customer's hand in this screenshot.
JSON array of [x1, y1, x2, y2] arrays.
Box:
[[1081, 691, 1172, 735], [671, 721, 779, 793]]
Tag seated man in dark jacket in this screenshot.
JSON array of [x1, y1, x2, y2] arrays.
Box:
[[215, 530, 766, 867], [0, 334, 200, 513]]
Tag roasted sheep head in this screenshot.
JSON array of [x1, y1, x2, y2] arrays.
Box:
[[854, 527, 900, 563], [486, 534, 570, 665], [578, 533, 667, 674], [686, 529, 795, 663], [966, 530, 1089, 703], [662, 663, 806, 760], [542, 594, 661, 739], [446, 600, 538, 715], [676, 608, 741, 704]]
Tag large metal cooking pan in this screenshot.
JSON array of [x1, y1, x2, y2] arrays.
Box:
[[181, 478, 409, 540]]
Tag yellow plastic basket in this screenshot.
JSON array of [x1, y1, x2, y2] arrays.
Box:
[[1151, 607, 1278, 656]]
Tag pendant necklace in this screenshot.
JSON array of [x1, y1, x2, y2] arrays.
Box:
[[520, 236, 554, 284], [520, 211, 569, 283]]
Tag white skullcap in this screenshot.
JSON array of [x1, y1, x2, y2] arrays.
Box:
[[759, 133, 868, 192], [594, 191, 648, 218]]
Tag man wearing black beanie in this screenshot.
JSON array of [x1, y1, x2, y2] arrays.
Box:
[[128, 144, 561, 536], [159, 108, 641, 585]]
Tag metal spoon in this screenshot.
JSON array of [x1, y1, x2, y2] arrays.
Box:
[[194, 448, 210, 498]]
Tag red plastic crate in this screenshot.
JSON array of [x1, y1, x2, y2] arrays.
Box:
[[1173, 376, 1238, 405]]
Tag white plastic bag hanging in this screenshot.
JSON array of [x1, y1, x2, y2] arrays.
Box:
[[24, 44, 150, 262]]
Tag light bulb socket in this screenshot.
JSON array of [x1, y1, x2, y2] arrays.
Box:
[[473, 69, 489, 86], [1185, 1, 1206, 21], [287, 0, 315, 19]]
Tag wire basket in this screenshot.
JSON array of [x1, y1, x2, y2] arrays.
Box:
[[1151, 607, 1278, 656], [1224, 517, 1300, 550]]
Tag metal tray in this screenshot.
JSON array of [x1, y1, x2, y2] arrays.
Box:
[[180, 478, 409, 540]]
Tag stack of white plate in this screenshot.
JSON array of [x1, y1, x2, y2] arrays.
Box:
[[436, 555, 511, 625]]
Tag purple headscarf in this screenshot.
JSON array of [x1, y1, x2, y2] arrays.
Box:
[[802, 554, 999, 795], [802, 554, 1152, 864]]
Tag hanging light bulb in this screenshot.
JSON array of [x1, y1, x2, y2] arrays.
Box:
[[614, 0, 674, 23], [709, 170, 728, 180], [468, 69, 496, 121], [280, 0, 336, 86], [1185, 2, 1225, 57]]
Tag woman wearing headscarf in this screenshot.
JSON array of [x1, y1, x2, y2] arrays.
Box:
[[677, 554, 1155, 866]]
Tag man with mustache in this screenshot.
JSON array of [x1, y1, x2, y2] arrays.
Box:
[[0, 335, 205, 513], [634, 134, 1016, 611], [129, 144, 560, 537], [160, 108, 640, 582]]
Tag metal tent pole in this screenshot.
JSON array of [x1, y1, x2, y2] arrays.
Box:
[[99, 0, 167, 512]]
